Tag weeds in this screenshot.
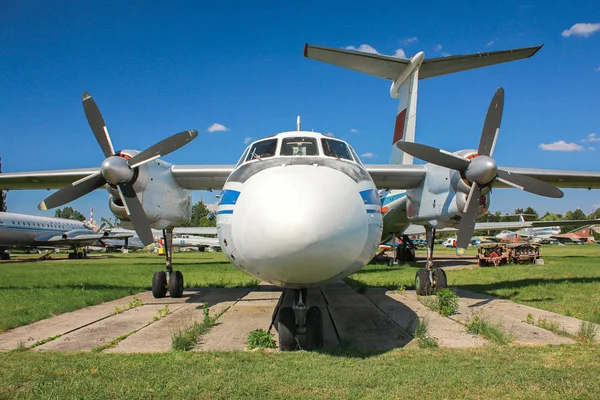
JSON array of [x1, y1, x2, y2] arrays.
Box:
[[420, 288, 459, 317], [12, 341, 27, 352], [413, 318, 438, 349], [465, 315, 512, 345], [171, 303, 221, 351], [128, 297, 143, 309], [577, 321, 598, 342], [92, 330, 138, 352], [29, 334, 62, 349], [247, 329, 276, 349]]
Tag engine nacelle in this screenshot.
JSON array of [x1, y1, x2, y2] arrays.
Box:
[[108, 151, 192, 230], [407, 160, 490, 228]]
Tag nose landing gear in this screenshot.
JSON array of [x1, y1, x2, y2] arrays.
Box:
[[277, 288, 323, 351]]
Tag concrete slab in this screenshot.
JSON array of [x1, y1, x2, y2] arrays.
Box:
[[456, 289, 599, 342], [0, 291, 158, 351], [35, 291, 202, 352], [366, 289, 488, 348], [195, 286, 282, 351], [106, 288, 250, 353], [452, 289, 577, 345], [320, 282, 412, 351]]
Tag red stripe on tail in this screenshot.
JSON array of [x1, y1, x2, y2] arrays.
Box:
[[393, 109, 407, 144]]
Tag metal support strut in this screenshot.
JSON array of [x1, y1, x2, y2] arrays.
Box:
[[162, 227, 174, 275], [425, 227, 436, 270]]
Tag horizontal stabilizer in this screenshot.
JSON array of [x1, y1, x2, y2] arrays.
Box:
[[304, 44, 543, 81]]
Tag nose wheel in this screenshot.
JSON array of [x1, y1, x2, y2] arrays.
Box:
[[415, 227, 447, 295], [152, 227, 184, 298], [277, 289, 323, 351]]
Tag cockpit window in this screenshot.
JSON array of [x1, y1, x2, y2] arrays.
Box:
[[280, 137, 318, 156], [236, 147, 250, 167], [321, 139, 353, 161], [349, 147, 364, 166], [245, 139, 278, 161]]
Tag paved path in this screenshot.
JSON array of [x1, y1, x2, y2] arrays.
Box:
[[1, 283, 597, 353]]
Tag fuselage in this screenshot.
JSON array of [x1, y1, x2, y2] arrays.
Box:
[[216, 131, 383, 288], [0, 212, 88, 248]]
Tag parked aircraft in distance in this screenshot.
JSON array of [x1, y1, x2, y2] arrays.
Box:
[[172, 234, 221, 252], [0, 211, 133, 259], [2, 44, 600, 350]]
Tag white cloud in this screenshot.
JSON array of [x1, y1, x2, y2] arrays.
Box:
[[361, 152, 374, 158], [434, 44, 443, 52], [243, 137, 252, 144], [539, 141, 584, 151], [325, 132, 335, 137], [350, 128, 359, 133], [588, 147, 596, 151], [393, 48, 406, 58], [403, 36, 418, 45], [582, 133, 600, 142], [208, 123, 228, 132], [561, 23, 600, 38], [595, 66, 600, 71], [345, 44, 379, 54], [486, 40, 495, 47]]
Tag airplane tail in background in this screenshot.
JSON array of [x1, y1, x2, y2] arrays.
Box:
[[304, 44, 542, 165]]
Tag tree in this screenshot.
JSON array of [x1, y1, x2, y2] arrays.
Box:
[[182, 200, 216, 227], [540, 212, 562, 221], [100, 216, 121, 228], [54, 207, 86, 221], [564, 208, 587, 221]]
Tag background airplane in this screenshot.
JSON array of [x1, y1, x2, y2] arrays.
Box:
[[2, 45, 600, 350], [0, 211, 133, 260]]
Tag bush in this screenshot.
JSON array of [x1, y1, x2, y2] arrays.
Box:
[[436, 288, 459, 316], [247, 329, 276, 349]]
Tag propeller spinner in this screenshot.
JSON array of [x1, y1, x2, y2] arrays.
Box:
[[38, 93, 198, 245], [397, 88, 563, 256]]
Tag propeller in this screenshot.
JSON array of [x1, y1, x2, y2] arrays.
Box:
[[397, 88, 563, 256], [39, 92, 198, 245]]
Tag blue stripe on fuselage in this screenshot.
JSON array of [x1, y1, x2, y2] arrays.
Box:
[[359, 189, 380, 206], [219, 190, 241, 206], [382, 191, 406, 206]]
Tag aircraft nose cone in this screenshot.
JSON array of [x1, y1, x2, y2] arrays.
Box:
[[231, 165, 374, 286], [101, 156, 134, 185]]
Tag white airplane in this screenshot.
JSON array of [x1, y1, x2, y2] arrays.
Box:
[[2, 44, 600, 350], [496, 226, 560, 243], [172, 234, 221, 252], [0, 211, 133, 259]]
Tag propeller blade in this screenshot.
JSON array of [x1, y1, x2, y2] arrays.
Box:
[[496, 169, 564, 198], [478, 88, 504, 157], [82, 92, 116, 157], [456, 184, 481, 256], [396, 142, 471, 171], [38, 172, 106, 210], [129, 130, 199, 168], [117, 183, 154, 246]]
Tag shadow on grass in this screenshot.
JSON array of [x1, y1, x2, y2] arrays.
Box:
[[456, 276, 600, 300]]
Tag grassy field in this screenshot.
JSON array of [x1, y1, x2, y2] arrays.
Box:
[[1, 344, 599, 399], [349, 245, 600, 323], [0, 252, 258, 332]]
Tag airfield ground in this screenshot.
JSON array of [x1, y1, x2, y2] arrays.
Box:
[[1, 246, 599, 398]]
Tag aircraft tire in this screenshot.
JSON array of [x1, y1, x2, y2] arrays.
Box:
[[305, 306, 323, 350], [407, 248, 416, 262], [434, 268, 447, 292], [278, 306, 296, 351], [152, 270, 168, 298], [0, 253, 9, 261], [169, 270, 184, 298], [415, 269, 432, 296]]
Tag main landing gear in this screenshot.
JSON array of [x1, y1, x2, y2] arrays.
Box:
[[152, 228, 184, 298], [67, 247, 87, 259], [0, 248, 9, 261], [414, 227, 447, 295], [392, 234, 416, 265], [277, 288, 323, 351]]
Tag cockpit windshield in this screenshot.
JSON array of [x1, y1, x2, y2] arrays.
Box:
[[321, 138, 353, 161], [280, 137, 318, 156], [245, 139, 278, 161]]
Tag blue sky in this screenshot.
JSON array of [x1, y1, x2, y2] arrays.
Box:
[[1, 0, 599, 222]]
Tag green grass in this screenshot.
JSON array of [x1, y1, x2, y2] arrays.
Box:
[[349, 245, 600, 324], [172, 303, 220, 351], [1, 345, 599, 399], [0, 252, 258, 332]]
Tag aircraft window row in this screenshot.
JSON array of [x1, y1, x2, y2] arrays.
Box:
[[11, 221, 77, 229], [241, 137, 358, 164]]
